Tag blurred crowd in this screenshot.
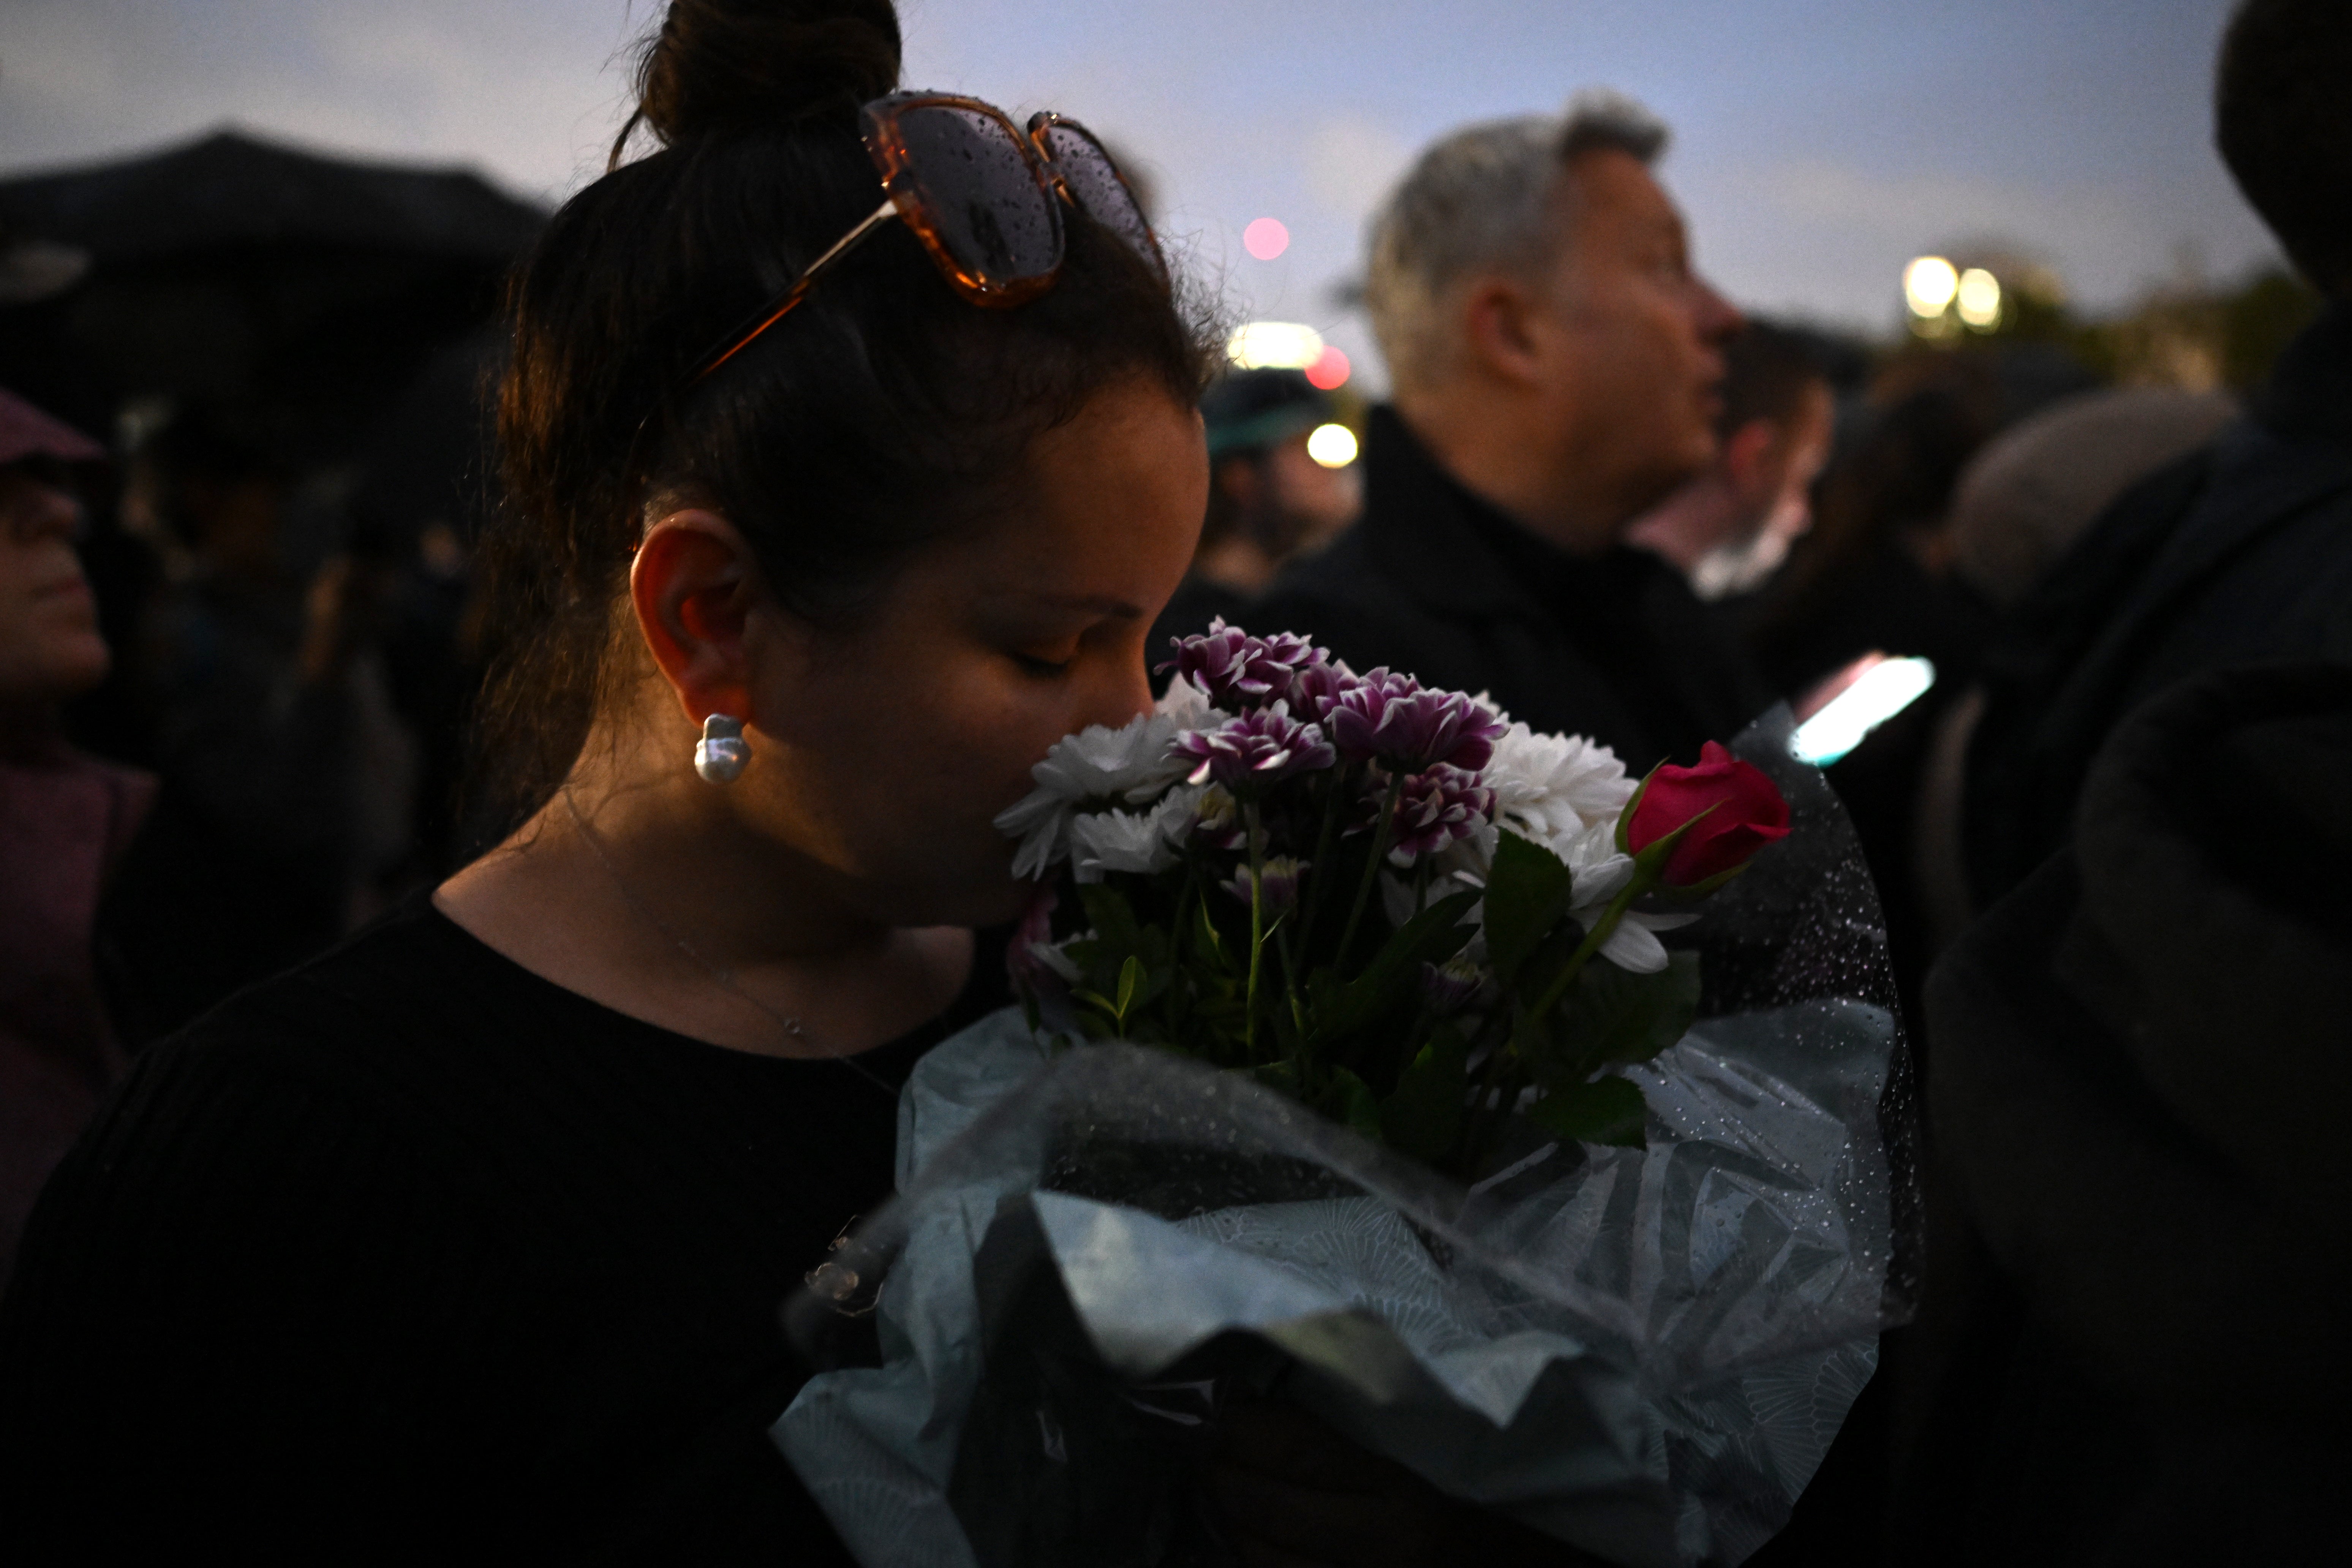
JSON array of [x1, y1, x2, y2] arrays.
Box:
[[3, 0, 2347, 1559]]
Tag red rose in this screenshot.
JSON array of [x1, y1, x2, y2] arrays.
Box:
[[1623, 741, 1791, 888]]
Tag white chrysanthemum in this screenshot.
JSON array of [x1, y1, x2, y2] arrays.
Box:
[[995, 712, 1189, 879], [1484, 722, 1638, 846], [1543, 818, 1694, 974], [1067, 786, 1203, 884], [1154, 670, 1219, 730]]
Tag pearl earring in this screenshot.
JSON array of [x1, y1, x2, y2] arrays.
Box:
[[694, 714, 749, 784]]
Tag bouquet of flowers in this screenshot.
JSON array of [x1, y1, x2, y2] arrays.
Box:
[[776, 625, 1917, 1568], [995, 621, 1795, 1175]]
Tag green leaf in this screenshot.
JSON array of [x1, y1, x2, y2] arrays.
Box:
[[1380, 1025, 1470, 1161], [1483, 830, 1578, 981], [1190, 891, 1230, 969], [1526, 1075, 1649, 1148], [1544, 951, 1701, 1079], [1114, 954, 1143, 1025], [1331, 1067, 1384, 1141], [1078, 883, 1148, 964], [1306, 888, 1479, 1045]]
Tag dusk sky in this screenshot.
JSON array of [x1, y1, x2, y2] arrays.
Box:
[[1, 0, 2274, 392]]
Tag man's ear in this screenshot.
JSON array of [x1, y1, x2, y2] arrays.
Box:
[[1721, 419, 1786, 510], [629, 509, 764, 727], [1460, 275, 1548, 389]]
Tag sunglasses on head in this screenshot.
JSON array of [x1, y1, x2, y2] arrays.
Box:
[[685, 92, 1168, 388]]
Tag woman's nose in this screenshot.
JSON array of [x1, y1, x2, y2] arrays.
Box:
[[6, 477, 82, 545]]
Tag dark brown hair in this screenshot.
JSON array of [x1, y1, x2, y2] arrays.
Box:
[[472, 0, 1212, 835]]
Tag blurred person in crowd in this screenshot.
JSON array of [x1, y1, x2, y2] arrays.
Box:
[[0, 389, 152, 1290], [1256, 94, 1762, 775], [1625, 318, 1835, 602], [1912, 385, 2239, 959], [1899, 664, 2350, 1563], [1965, 0, 2352, 908], [1744, 352, 2000, 700], [1946, 386, 2242, 613], [1736, 355, 2001, 1029], [96, 408, 403, 1038], [349, 326, 507, 879], [1149, 367, 1360, 648]]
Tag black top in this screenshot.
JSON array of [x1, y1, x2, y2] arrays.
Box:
[[1964, 302, 2352, 904], [0, 898, 1007, 1563], [1255, 406, 1772, 773]]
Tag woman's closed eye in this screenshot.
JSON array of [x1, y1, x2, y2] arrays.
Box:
[[1009, 643, 1081, 678]]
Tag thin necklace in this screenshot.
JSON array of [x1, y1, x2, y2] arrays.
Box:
[[560, 788, 899, 1099]]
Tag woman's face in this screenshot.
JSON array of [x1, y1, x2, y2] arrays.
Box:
[[738, 378, 1206, 927], [0, 465, 109, 708]]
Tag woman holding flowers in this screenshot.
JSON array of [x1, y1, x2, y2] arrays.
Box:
[[0, 0, 1277, 1560]]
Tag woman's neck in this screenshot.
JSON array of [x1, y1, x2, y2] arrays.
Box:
[[436, 723, 972, 1059]]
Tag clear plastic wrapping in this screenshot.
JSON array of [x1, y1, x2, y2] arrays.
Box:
[[776, 714, 1920, 1567]]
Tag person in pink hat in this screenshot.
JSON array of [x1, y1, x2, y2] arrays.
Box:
[[0, 386, 153, 1291]]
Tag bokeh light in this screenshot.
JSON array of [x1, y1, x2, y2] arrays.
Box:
[[1306, 423, 1359, 468], [1227, 321, 1324, 370], [1242, 217, 1290, 261], [1791, 656, 1937, 765], [1903, 255, 1960, 317], [1956, 267, 2003, 329], [1305, 345, 1351, 390]]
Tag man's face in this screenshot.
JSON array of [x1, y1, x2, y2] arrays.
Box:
[[1535, 150, 1742, 526], [0, 463, 109, 707]]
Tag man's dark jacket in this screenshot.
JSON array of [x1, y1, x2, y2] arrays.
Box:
[[1964, 303, 2352, 904], [1253, 407, 1772, 773]]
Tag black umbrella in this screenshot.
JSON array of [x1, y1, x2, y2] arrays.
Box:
[[0, 128, 545, 463]]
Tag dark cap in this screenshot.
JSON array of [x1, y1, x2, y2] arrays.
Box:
[[0, 387, 104, 468], [1201, 368, 1333, 462]]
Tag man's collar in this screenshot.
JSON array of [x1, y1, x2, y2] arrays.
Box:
[[1357, 405, 1556, 623]]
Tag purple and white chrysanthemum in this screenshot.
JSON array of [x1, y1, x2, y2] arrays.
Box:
[[1325, 668, 1507, 772], [1163, 619, 1329, 711], [1384, 763, 1497, 863], [1172, 702, 1337, 792], [1419, 953, 1487, 1015], [1007, 886, 1072, 997], [1217, 855, 1309, 916], [1283, 658, 1356, 723]]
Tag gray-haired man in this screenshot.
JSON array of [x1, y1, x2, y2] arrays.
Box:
[[1256, 95, 1765, 772]]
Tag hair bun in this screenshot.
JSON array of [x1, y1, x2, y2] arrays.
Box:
[[634, 0, 902, 145]]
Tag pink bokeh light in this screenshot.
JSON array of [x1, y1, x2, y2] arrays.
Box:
[[1242, 217, 1290, 261], [1306, 345, 1351, 390]]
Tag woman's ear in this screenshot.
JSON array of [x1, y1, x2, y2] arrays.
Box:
[[629, 509, 765, 726]]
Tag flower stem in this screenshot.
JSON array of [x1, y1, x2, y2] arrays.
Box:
[[1291, 772, 1348, 959], [1335, 771, 1407, 963], [1527, 869, 1655, 1026], [1457, 869, 1657, 1174], [1245, 801, 1267, 1059]]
